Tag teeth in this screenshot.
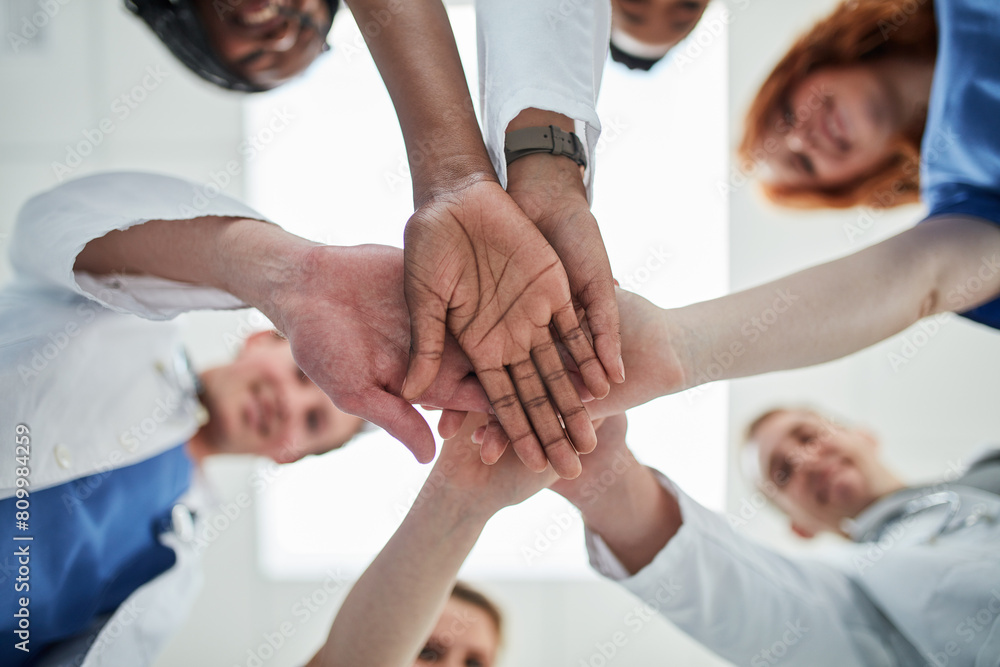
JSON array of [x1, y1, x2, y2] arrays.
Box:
[[243, 0, 281, 26]]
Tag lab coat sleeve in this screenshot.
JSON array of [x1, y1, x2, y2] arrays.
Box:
[[9, 171, 269, 320], [585, 470, 906, 666], [476, 0, 609, 201]]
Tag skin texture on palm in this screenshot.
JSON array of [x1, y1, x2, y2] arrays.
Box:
[[402, 178, 607, 478]]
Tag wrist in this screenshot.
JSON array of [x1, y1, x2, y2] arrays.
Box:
[[413, 478, 495, 534], [507, 152, 586, 200], [656, 307, 695, 393], [212, 219, 321, 327], [412, 160, 499, 209], [572, 456, 647, 524], [580, 466, 681, 573], [507, 108, 575, 134], [505, 155, 588, 234]]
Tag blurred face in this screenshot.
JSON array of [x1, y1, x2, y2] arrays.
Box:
[[611, 0, 709, 50], [758, 65, 901, 191], [199, 332, 364, 462], [192, 0, 332, 89], [414, 599, 499, 667], [753, 411, 884, 532]]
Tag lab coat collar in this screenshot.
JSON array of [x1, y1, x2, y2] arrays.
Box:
[[842, 487, 930, 542], [843, 445, 1000, 541]]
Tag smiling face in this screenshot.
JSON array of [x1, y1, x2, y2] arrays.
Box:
[[611, 0, 709, 51], [757, 65, 902, 191], [752, 410, 889, 535], [197, 331, 364, 463], [414, 598, 500, 667], [191, 0, 333, 89]]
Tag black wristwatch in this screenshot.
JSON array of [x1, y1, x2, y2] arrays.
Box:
[[504, 125, 587, 169]]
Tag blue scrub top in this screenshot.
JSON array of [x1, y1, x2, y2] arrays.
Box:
[[0, 445, 191, 666], [921, 0, 1000, 329]]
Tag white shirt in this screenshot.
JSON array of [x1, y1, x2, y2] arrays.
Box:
[[587, 468, 1000, 666], [476, 0, 610, 200], [0, 171, 270, 666]]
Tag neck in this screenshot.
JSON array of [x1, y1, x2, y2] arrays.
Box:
[[185, 371, 216, 465], [875, 56, 936, 134], [185, 424, 215, 466], [871, 471, 907, 506], [851, 466, 907, 521]]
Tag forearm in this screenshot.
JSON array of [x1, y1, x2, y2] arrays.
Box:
[[73, 216, 317, 319], [674, 216, 1000, 384], [591, 217, 1000, 415], [344, 0, 495, 203], [308, 485, 488, 667], [506, 109, 589, 217], [565, 459, 681, 575]]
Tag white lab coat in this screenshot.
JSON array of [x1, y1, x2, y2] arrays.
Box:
[[0, 172, 270, 666], [587, 468, 1000, 666]]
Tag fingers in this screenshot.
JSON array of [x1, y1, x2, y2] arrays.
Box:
[[577, 278, 625, 384], [552, 302, 611, 400], [357, 389, 437, 464], [531, 338, 597, 455], [475, 366, 548, 473], [402, 287, 449, 403], [478, 415, 508, 465], [437, 409, 467, 440], [508, 357, 583, 479]]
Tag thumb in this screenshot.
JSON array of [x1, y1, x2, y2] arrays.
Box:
[[578, 278, 624, 384], [359, 389, 437, 463], [402, 284, 449, 403]]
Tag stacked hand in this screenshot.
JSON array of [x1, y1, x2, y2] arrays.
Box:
[[402, 177, 613, 478], [262, 243, 490, 464], [506, 152, 623, 387]]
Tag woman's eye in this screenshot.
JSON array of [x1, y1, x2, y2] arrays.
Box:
[[782, 100, 797, 126], [419, 647, 442, 661], [774, 462, 793, 487], [466, 660, 485, 667]]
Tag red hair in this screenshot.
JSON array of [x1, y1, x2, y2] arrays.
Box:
[[740, 0, 937, 209]]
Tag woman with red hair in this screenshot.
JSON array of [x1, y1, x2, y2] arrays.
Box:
[[717, 0, 1000, 339], [741, 0, 938, 210]]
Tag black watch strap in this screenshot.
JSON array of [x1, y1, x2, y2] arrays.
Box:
[[504, 125, 587, 169]]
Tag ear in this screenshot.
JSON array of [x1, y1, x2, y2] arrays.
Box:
[[790, 522, 816, 539]]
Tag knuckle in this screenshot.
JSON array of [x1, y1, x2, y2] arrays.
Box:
[[541, 367, 569, 385], [522, 394, 551, 412]]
